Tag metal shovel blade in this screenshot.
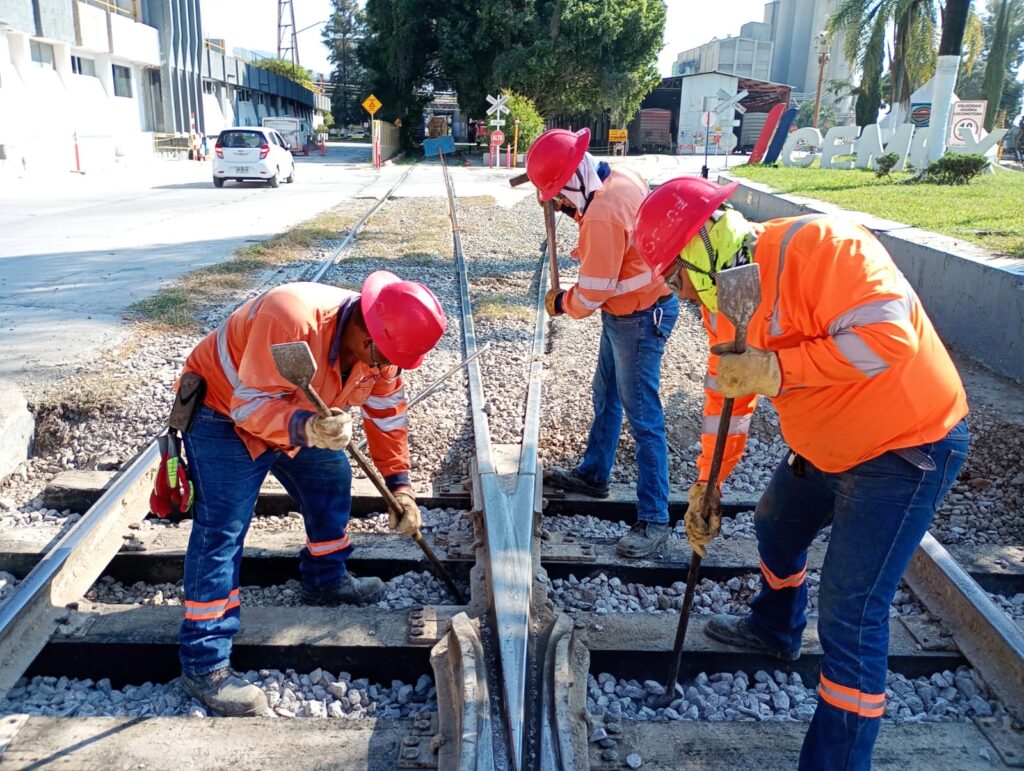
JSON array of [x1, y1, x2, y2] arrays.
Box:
[[270, 342, 318, 388], [717, 263, 762, 331]]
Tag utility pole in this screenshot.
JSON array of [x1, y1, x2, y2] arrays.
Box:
[[277, 0, 300, 67], [812, 30, 829, 129]]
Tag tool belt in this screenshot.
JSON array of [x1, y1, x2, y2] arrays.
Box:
[[787, 445, 936, 479], [150, 373, 206, 519]]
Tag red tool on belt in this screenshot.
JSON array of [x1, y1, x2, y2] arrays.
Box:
[[150, 372, 205, 519]]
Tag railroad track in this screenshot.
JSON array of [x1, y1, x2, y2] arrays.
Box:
[[1, 156, 1024, 769]]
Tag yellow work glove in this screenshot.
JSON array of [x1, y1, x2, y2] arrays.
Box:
[[305, 408, 352, 450], [712, 344, 782, 397], [389, 489, 421, 536], [685, 482, 722, 558], [545, 289, 565, 317]]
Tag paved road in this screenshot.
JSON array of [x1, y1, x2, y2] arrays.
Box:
[[0, 143, 374, 383]]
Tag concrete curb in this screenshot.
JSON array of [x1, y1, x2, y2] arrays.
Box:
[[0, 381, 33, 483], [720, 175, 1024, 384]]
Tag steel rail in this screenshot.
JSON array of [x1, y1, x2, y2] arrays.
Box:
[[307, 162, 418, 284], [0, 442, 159, 696]]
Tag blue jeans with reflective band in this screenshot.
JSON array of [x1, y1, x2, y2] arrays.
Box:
[[179, 405, 354, 676], [745, 418, 968, 770], [577, 294, 679, 524]]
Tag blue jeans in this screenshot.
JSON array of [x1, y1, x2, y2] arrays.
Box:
[[179, 405, 354, 675], [577, 294, 679, 524], [745, 418, 969, 770]]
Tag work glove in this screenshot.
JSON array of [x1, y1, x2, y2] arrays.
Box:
[[389, 489, 421, 536], [711, 344, 782, 397], [685, 482, 722, 558], [305, 408, 352, 450], [545, 289, 565, 318]]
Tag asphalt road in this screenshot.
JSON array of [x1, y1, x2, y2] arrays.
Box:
[[0, 142, 375, 383]]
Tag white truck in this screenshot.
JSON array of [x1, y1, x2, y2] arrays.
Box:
[[261, 117, 308, 155]]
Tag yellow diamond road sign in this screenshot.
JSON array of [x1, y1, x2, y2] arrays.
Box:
[[362, 94, 382, 116]]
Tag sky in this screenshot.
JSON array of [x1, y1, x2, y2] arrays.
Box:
[[201, 0, 772, 82]]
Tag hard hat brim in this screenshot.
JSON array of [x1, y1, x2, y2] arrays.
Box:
[[536, 129, 592, 202]]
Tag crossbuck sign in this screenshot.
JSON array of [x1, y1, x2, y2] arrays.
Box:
[[486, 93, 510, 128]]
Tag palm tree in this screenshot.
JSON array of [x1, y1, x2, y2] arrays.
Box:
[[981, 0, 1024, 130], [829, 0, 941, 124]]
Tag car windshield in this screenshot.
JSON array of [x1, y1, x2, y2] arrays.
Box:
[[219, 131, 264, 148]]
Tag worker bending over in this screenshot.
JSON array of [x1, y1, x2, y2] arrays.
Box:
[[633, 178, 969, 770], [527, 127, 677, 558], [175, 275, 445, 716]]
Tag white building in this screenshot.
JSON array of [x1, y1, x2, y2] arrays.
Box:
[[0, 0, 161, 173], [674, 35, 774, 82], [0, 0, 329, 175]]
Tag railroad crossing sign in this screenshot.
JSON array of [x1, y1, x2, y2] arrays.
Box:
[[362, 94, 382, 117], [486, 93, 510, 118], [490, 129, 506, 145], [716, 88, 749, 116]]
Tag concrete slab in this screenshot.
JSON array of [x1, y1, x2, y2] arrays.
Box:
[[0, 715, 418, 770], [596, 718, 1007, 770], [0, 381, 32, 483]]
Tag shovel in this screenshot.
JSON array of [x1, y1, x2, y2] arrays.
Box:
[[660, 262, 762, 701], [510, 173, 561, 293], [270, 341, 466, 605]]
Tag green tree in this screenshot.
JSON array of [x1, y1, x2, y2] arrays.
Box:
[[957, 0, 1024, 126], [980, 0, 1024, 129], [796, 100, 837, 132], [254, 58, 315, 89], [502, 90, 544, 151], [358, 0, 447, 146], [322, 0, 369, 127]]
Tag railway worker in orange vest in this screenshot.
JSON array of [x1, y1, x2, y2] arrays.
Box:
[[175, 274, 446, 716], [526, 128, 678, 558], [632, 177, 969, 770]]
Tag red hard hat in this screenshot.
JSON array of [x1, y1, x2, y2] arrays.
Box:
[[525, 128, 591, 201], [633, 177, 740, 276], [361, 271, 446, 370]]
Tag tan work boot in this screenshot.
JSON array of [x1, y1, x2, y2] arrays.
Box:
[[181, 667, 268, 716]]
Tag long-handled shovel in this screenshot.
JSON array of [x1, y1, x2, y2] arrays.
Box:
[[661, 263, 763, 700], [270, 341, 466, 605]]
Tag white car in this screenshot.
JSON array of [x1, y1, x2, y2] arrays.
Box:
[[212, 127, 296, 188]]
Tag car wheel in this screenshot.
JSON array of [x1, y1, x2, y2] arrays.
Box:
[[213, 177, 225, 188], [268, 169, 280, 188], [286, 164, 295, 184]]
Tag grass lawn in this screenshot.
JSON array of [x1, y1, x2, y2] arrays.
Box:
[[727, 165, 1024, 259]]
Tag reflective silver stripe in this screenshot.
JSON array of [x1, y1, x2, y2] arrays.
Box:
[[364, 387, 406, 410], [703, 414, 752, 435], [769, 215, 826, 336], [704, 372, 720, 392], [834, 330, 889, 377], [361, 410, 408, 432], [216, 321, 241, 388], [575, 293, 604, 311], [827, 274, 916, 337], [246, 290, 270, 321], [708, 312, 718, 334], [577, 274, 617, 291], [611, 269, 653, 297]]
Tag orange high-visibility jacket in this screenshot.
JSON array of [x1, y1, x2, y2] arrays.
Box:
[[563, 168, 670, 318], [697, 214, 968, 482], [183, 283, 410, 487]]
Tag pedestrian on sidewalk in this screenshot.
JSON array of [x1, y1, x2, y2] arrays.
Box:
[[632, 177, 969, 770], [173, 275, 446, 716], [527, 128, 679, 559]]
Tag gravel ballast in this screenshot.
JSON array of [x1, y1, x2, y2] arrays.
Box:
[[585, 667, 1002, 723], [85, 569, 466, 610], [0, 669, 436, 720], [547, 571, 924, 617]]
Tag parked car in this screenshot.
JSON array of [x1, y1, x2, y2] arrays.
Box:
[[212, 127, 296, 188]]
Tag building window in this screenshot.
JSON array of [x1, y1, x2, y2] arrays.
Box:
[[203, 80, 214, 95], [71, 56, 97, 77], [30, 41, 56, 69], [112, 64, 132, 97]]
